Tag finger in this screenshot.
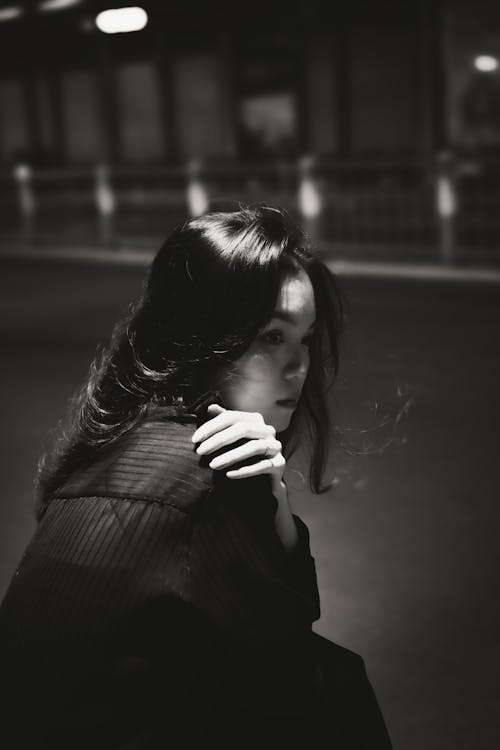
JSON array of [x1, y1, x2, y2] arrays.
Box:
[[226, 458, 278, 478], [207, 404, 225, 413], [195, 422, 271, 455], [191, 409, 248, 444], [208, 438, 280, 470]]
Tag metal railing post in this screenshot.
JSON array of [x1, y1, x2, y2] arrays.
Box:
[[435, 151, 457, 265], [13, 163, 36, 242], [94, 162, 116, 247], [186, 159, 209, 217], [297, 155, 323, 245]]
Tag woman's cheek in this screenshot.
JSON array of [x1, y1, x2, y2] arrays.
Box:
[[241, 351, 274, 382]]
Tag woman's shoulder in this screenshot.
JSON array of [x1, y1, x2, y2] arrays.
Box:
[[53, 405, 214, 512]]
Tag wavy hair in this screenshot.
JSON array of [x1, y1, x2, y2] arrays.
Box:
[[34, 205, 345, 520]]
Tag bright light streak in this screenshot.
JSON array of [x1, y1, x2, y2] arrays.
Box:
[[474, 55, 498, 72], [38, 0, 82, 11], [96, 7, 148, 34], [0, 6, 23, 21]]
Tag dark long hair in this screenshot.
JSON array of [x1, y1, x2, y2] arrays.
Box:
[[34, 205, 344, 520]]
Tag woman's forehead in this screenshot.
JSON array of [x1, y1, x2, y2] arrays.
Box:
[[274, 271, 316, 324]]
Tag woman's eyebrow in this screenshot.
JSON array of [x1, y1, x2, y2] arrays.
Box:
[[271, 311, 317, 329]]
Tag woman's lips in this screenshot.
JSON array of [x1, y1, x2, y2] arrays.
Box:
[[276, 399, 298, 408]]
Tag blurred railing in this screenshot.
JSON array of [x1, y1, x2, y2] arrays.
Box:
[[1, 153, 499, 265]]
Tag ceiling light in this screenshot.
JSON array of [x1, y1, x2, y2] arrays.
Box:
[[474, 55, 498, 72], [0, 5, 23, 21], [95, 6, 148, 34], [38, 0, 83, 11]]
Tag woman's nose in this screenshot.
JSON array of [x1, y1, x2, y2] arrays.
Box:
[[283, 349, 309, 380]]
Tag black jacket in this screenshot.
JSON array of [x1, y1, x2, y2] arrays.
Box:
[[0, 393, 393, 749]]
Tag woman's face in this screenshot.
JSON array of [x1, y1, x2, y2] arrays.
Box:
[[214, 268, 317, 433]]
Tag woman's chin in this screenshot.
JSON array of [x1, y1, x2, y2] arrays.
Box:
[[273, 410, 293, 432]]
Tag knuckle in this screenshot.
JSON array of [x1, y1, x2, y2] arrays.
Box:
[[262, 437, 272, 452], [235, 423, 246, 439]]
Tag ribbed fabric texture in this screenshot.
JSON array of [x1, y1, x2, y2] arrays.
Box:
[[0, 402, 325, 749]]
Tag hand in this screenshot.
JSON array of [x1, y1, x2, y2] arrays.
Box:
[[191, 404, 286, 492]]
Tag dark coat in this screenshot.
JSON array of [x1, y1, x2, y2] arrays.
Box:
[[0, 394, 393, 749]]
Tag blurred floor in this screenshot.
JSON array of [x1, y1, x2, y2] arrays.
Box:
[[0, 254, 499, 750]]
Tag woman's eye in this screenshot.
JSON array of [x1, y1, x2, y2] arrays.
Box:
[[262, 330, 283, 346], [261, 330, 314, 347]]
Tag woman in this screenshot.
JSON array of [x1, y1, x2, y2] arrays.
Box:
[[0, 205, 393, 749]]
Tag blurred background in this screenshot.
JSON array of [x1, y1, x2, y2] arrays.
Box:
[[1, 1, 499, 749], [1, 0, 500, 262]]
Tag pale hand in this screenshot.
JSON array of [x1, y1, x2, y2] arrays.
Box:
[[191, 403, 286, 496]]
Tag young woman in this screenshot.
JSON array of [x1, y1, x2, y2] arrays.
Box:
[[0, 205, 393, 749]]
